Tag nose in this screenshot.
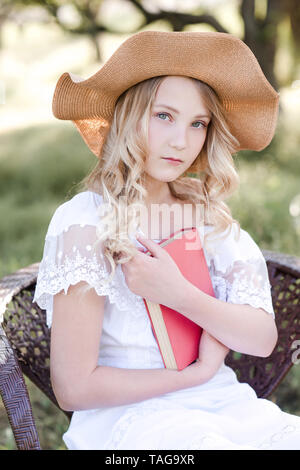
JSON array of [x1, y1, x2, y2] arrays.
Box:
[[169, 125, 188, 151]]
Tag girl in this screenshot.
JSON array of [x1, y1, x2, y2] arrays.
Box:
[[33, 30, 300, 450]]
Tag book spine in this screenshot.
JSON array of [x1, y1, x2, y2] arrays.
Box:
[[144, 299, 178, 370]]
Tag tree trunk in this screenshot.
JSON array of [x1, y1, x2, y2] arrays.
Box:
[[90, 33, 102, 62], [241, 0, 281, 91]]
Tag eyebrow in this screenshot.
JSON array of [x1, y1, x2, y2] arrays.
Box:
[[154, 104, 211, 119]]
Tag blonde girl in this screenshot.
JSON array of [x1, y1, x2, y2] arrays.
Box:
[[33, 31, 300, 450]]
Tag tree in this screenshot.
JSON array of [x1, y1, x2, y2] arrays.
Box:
[[0, 0, 16, 49], [6, 0, 300, 90]]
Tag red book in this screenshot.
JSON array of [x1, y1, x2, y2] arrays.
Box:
[[141, 227, 216, 370]]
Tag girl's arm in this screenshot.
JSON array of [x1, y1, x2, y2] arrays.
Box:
[[197, 329, 230, 371], [50, 281, 224, 412], [181, 330, 230, 384], [175, 281, 278, 358]]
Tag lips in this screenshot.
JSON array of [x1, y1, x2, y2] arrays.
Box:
[[162, 157, 183, 162]]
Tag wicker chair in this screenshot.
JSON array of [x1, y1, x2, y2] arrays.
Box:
[[1, 250, 300, 450]]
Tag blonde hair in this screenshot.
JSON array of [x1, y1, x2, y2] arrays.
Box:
[[77, 75, 241, 284]]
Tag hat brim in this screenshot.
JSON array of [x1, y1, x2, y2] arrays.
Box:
[[52, 30, 280, 157]]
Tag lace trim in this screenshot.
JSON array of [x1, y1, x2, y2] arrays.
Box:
[[186, 432, 256, 450], [227, 280, 275, 316], [256, 423, 300, 449], [33, 249, 147, 323], [33, 244, 275, 328], [210, 275, 227, 301], [209, 257, 275, 318]]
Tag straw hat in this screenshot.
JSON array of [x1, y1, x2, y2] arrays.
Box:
[[52, 30, 280, 158]]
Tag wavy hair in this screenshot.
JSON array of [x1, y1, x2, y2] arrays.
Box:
[[77, 75, 241, 284]]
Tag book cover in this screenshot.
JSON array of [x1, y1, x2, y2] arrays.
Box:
[[141, 227, 216, 370]]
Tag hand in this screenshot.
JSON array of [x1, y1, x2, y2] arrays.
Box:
[[178, 331, 230, 388], [121, 235, 188, 309], [178, 359, 213, 388], [197, 330, 230, 368]]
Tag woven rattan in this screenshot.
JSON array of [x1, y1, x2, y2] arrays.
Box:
[[0, 250, 300, 450]]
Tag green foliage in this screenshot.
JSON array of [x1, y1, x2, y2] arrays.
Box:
[[0, 122, 95, 278]]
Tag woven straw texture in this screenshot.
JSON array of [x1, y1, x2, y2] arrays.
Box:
[[52, 31, 280, 158]]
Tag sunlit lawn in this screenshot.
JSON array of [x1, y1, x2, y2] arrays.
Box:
[[1, 18, 300, 450]]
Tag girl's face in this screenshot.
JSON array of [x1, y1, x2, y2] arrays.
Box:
[[145, 76, 211, 182]]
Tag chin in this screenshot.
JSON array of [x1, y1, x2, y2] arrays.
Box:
[[161, 168, 185, 179], [145, 168, 184, 183], [161, 175, 180, 183]]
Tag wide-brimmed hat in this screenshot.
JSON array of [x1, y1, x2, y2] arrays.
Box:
[[52, 30, 280, 158]]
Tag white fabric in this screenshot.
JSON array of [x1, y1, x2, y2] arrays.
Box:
[[33, 191, 300, 450]]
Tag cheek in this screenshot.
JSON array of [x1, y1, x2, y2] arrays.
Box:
[[192, 131, 207, 152], [148, 119, 166, 146], [184, 132, 206, 167]]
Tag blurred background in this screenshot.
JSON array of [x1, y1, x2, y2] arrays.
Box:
[[0, 0, 299, 450]]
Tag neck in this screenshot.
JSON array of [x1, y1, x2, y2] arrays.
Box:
[[144, 178, 174, 207]]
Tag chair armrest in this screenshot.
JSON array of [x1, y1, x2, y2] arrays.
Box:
[[0, 263, 72, 415], [262, 249, 300, 279], [0, 262, 40, 323], [0, 262, 72, 451], [0, 324, 41, 450]]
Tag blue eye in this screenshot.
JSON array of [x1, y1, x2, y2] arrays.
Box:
[[192, 121, 206, 129], [157, 113, 169, 120], [156, 113, 206, 129]]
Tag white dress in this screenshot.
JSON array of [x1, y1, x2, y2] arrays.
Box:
[[33, 190, 300, 450]]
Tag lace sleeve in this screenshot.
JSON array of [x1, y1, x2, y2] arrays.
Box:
[[206, 224, 275, 319], [32, 223, 114, 328], [33, 191, 150, 328]]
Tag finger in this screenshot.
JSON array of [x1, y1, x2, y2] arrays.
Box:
[[136, 235, 163, 258]]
